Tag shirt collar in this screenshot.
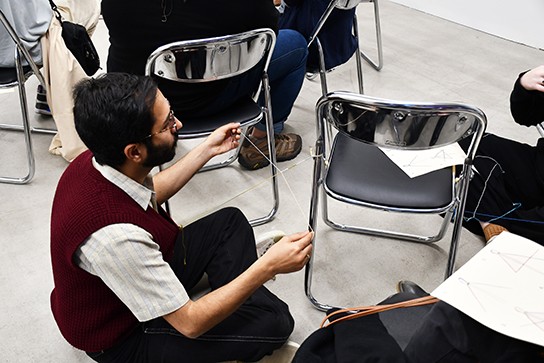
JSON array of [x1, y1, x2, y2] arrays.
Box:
[[92, 157, 156, 211]]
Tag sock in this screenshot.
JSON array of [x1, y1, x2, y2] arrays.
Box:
[[483, 223, 508, 242]]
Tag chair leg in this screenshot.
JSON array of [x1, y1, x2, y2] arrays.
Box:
[[445, 165, 474, 278], [249, 74, 279, 227], [322, 198, 452, 244], [352, 13, 365, 94], [316, 38, 329, 98], [305, 135, 334, 311], [358, 0, 384, 71], [0, 64, 35, 184]]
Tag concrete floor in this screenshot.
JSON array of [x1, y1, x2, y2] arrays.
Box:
[[1, 1, 542, 362]]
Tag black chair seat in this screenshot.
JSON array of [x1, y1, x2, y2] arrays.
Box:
[[325, 132, 453, 210], [0, 66, 32, 86], [177, 97, 262, 136]]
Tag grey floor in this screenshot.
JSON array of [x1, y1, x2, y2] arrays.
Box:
[[1, 1, 543, 362]]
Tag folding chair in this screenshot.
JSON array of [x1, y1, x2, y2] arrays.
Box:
[[305, 92, 486, 311], [307, 0, 383, 95], [145, 28, 279, 226], [0, 10, 56, 184]]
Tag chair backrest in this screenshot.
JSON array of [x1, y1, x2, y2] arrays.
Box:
[[336, 0, 363, 10], [0, 10, 45, 86], [317, 91, 486, 160], [145, 28, 276, 84]]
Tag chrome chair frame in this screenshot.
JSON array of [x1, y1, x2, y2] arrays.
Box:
[[0, 10, 56, 184], [537, 122, 544, 138], [305, 92, 486, 311], [307, 0, 383, 96], [145, 28, 279, 226]]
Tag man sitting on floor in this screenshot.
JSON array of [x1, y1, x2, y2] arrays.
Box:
[[49, 73, 313, 362]]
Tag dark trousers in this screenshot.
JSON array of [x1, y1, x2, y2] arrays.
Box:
[[460, 133, 544, 244], [87, 207, 294, 363]]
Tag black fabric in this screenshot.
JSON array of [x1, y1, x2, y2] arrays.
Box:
[[102, 0, 278, 117], [293, 313, 407, 363], [454, 72, 544, 244], [405, 301, 544, 363], [176, 97, 262, 136], [59, 20, 100, 76], [48, 0, 100, 76], [460, 133, 544, 245], [510, 71, 544, 127], [279, 0, 357, 71], [325, 132, 453, 209], [294, 294, 544, 363], [293, 292, 428, 363], [0, 65, 32, 85]]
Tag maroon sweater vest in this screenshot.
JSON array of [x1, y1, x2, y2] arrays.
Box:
[[50, 150, 179, 352]]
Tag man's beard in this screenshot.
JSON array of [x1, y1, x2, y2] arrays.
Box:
[[143, 137, 177, 167]]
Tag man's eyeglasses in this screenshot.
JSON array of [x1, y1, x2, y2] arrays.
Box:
[[141, 110, 177, 140]]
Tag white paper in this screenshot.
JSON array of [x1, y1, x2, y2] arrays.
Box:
[[379, 143, 466, 178], [432, 232, 544, 347]]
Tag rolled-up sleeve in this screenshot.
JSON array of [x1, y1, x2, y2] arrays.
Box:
[[74, 223, 189, 322]]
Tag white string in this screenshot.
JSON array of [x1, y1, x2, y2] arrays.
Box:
[[181, 136, 314, 231], [240, 133, 314, 232]]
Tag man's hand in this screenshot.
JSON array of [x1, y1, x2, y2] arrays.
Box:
[[204, 123, 242, 157], [520, 65, 544, 92], [258, 231, 314, 279], [164, 230, 312, 338]]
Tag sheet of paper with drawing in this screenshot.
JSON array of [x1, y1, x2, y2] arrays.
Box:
[[432, 232, 544, 347], [379, 143, 466, 178]]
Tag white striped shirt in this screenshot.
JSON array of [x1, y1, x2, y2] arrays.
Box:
[[73, 158, 189, 322]]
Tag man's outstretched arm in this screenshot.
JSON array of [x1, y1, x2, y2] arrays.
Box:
[[153, 122, 241, 204], [163, 231, 313, 338]]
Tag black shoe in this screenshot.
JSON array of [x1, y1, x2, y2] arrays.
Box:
[[396, 280, 429, 297]]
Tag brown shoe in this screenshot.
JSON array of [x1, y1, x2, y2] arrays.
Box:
[[238, 132, 302, 170]]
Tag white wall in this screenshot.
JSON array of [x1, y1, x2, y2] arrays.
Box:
[[389, 0, 544, 50]]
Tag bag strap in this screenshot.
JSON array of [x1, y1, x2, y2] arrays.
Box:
[[320, 295, 439, 328], [48, 0, 63, 23]]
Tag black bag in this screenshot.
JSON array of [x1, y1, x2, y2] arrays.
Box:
[[48, 0, 100, 76]]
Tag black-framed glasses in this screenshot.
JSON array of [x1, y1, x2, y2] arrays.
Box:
[[141, 110, 177, 141]]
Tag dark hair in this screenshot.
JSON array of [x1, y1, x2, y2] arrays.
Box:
[[73, 73, 158, 166]]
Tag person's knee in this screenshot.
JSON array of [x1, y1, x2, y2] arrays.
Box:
[[258, 292, 295, 339], [277, 29, 309, 62], [261, 307, 295, 341], [279, 29, 308, 48], [218, 207, 252, 233], [220, 206, 247, 222]]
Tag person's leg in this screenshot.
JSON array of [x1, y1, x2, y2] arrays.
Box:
[[460, 134, 544, 242], [142, 286, 294, 363], [168, 207, 257, 290], [151, 207, 294, 362], [238, 30, 307, 170], [88, 207, 294, 363], [255, 29, 308, 134], [41, 0, 101, 161]]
